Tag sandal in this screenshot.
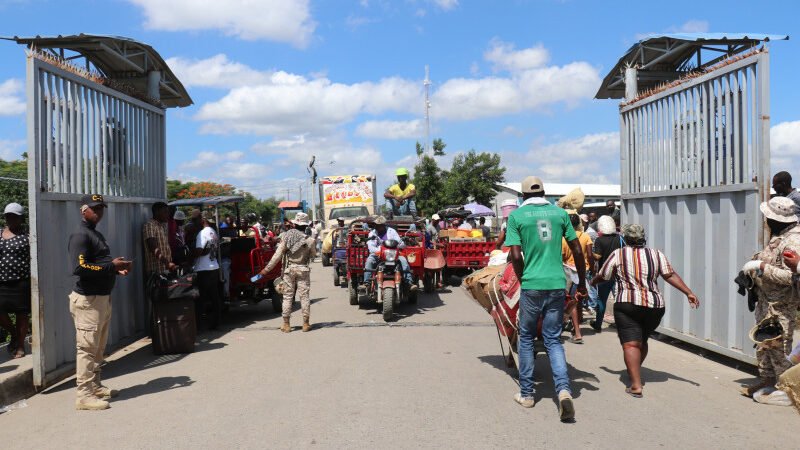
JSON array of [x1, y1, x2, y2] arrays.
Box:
[[625, 387, 643, 398], [13, 347, 25, 359], [570, 336, 584, 344]]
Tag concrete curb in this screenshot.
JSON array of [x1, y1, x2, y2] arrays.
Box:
[[0, 366, 37, 408]]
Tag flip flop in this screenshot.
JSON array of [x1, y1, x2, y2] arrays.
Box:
[[625, 387, 643, 398], [570, 337, 584, 344]]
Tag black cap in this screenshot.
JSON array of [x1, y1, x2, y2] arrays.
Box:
[[81, 194, 107, 208]]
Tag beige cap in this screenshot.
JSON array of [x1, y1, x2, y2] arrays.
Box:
[[521, 176, 544, 194], [760, 197, 798, 223], [374, 215, 387, 225]]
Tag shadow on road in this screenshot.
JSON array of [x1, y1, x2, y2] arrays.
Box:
[[478, 353, 600, 401], [0, 364, 18, 374], [114, 375, 194, 402], [599, 365, 701, 387]]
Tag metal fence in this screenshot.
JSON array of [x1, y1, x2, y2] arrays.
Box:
[[619, 52, 770, 363], [27, 57, 166, 386]]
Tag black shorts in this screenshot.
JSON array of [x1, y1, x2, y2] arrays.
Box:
[[613, 302, 665, 344]]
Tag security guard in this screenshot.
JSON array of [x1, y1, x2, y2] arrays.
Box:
[[741, 196, 800, 397], [68, 194, 132, 410], [259, 212, 316, 333]]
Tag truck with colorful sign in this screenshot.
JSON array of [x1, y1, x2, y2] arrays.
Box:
[[318, 174, 378, 266]]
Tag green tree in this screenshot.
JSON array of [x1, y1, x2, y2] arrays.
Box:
[[413, 155, 445, 215], [443, 150, 505, 206], [0, 157, 29, 223]]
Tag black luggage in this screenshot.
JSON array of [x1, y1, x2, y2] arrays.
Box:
[[149, 273, 199, 355]]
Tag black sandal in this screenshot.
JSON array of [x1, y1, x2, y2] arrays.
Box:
[[625, 387, 643, 398]]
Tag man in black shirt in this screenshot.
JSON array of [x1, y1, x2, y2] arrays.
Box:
[[68, 194, 131, 410]]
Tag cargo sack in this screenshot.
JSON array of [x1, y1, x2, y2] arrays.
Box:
[[556, 187, 585, 210], [462, 264, 505, 312]]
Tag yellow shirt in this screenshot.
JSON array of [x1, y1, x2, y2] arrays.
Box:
[[388, 183, 415, 198], [561, 231, 592, 268]]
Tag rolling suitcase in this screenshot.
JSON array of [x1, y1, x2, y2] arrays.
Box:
[[150, 273, 199, 355]]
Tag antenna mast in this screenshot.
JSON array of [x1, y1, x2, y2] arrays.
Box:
[[424, 65, 431, 156]]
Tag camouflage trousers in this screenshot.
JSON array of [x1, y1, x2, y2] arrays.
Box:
[[282, 266, 311, 321], [755, 298, 795, 380]]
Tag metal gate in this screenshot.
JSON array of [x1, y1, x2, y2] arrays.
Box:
[[26, 56, 166, 386], [619, 52, 770, 363]]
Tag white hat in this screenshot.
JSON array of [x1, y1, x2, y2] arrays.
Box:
[[761, 197, 798, 224], [4, 203, 23, 216], [432, 213, 440, 221], [291, 212, 311, 226], [173, 210, 186, 220]]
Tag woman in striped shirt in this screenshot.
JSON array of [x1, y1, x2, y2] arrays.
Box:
[[591, 224, 700, 397]]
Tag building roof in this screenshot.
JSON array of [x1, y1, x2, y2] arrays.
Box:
[[278, 201, 303, 209], [169, 196, 244, 207], [596, 33, 789, 99], [498, 183, 620, 197], [5, 34, 193, 108]]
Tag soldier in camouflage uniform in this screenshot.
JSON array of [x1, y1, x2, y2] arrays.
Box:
[[740, 196, 800, 397], [260, 212, 316, 333]]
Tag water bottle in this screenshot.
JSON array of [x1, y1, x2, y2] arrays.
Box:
[[250, 274, 263, 283]]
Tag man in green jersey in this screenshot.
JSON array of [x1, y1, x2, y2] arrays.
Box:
[[505, 176, 587, 422]]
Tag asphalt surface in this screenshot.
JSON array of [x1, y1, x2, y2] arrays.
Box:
[[1, 261, 797, 449]]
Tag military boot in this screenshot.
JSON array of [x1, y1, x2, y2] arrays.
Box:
[[281, 318, 291, 333], [740, 378, 775, 397], [75, 396, 110, 411], [93, 385, 119, 400], [302, 318, 311, 332]]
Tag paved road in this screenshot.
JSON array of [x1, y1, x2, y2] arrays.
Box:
[[2, 261, 796, 448]]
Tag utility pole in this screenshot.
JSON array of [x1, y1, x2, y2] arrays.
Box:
[[424, 65, 431, 156]]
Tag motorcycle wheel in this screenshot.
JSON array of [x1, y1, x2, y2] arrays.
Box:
[[333, 266, 340, 286], [382, 287, 396, 322], [348, 278, 358, 305]]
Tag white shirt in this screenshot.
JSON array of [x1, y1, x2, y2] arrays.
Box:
[[194, 226, 219, 272], [367, 227, 404, 254]]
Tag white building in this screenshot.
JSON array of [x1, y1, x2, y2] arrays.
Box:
[[491, 182, 621, 217]]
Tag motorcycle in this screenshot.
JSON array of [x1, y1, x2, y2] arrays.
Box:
[[362, 238, 417, 322]]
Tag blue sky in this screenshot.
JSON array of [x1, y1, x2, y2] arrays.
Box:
[[0, 0, 799, 199]]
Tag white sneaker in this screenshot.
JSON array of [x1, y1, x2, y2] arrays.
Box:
[[514, 393, 535, 408], [754, 388, 792, 406]]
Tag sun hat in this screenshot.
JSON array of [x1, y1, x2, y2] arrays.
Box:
[[597, 215, 616, 235], [173, 210, 186, 221], [760, 197, 798, 223], [291, 212, 311, 226], [3, 203, 24, 216], [621, 224, 645, 242], [395, 168, 409, 176], [521, 176, 544, 194]]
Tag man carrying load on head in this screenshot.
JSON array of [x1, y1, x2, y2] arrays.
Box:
[[385, 168, 417, 219]]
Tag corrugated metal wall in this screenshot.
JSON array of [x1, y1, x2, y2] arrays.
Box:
[[620, 52, 770, 364], [27, 57, 166, 386]]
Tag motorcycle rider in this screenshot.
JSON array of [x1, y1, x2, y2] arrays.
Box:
[[384, 168, 417, 218], [361, 216, 415, 291]]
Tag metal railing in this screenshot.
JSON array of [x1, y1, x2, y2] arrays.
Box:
[[32, 59, 166, 198], [620, 53, 769, 197]]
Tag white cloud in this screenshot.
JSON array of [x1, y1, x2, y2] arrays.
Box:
[[128, 0, 316, 48], [501, 132, 620, 184], [430, 0, 458, 11], [179, 150, 245, 170], [484, 39, 549, 73], [0, 79, 25, 116], [433, 61, 600, 120], [0, 139, 25, 160], [355, 119, 423, 140], [197, 74, 421, 136], [673, 19, 710, 33], [166, 54, 272, 89], [771, 120, 800, 178]]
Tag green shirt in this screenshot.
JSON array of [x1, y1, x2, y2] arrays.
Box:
[[504, 202, 577, 290]]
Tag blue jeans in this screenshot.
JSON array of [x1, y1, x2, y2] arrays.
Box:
[[386, 198, 417, 216], [363, 253, 413, 285], [586, 271, 598, 309], [518, 289, 571, 397], [594, 280, 614, 327]]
